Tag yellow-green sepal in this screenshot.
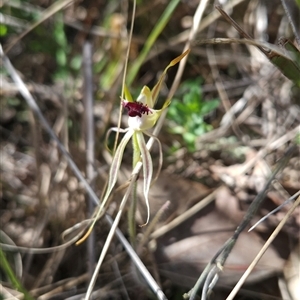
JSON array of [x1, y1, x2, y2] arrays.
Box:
[[124, 84, 134, 102]]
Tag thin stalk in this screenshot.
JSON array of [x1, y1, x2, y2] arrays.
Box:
[[83, 40, 96, 278], [114, 0, 136, 155], [85, 172, 137, 299], [128, 132, 140, 247]]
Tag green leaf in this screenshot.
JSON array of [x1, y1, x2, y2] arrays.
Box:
[[270, 39, 300, 87], [295, 132, 300, 145], [167, 77, 219, 151], [70, 55, 82, 70], [201, 99, 220, 114], [0, 25, 8, 36], [56, 48, 67, 67]]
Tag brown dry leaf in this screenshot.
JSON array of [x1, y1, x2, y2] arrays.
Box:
[[155, 204, 284, 287], [215, 185, 244, 225], [209, 163, 249, 190], [251, 159, 270, 193], [138, 172, 211, 222]]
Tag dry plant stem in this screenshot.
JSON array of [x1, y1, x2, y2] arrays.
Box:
[[111, 257, 130, 300], [33, 249, 66, 289], [267, 126, 300, 150], [235, 126, 299, 177], [215, 5, 269, 56], [206, 24, 244, 142], [107, 216, 168, 300], [85, 169, 139, 300], [0, 217, 96, 254], [138, 200, 171, 251], [280, 0, 300, 46], [249, 190, 300, 232], [153, 0, 209, 138], [168, 0, 209, 99], [226, 195, 300, 300], [196, 38, 294, 61], [31, 274, 89, 299], [1, 46, 166, 300], [83, 40, 96, 277], [0, 284, 21, 300], [147, 0, 246, 63], [128, 180, 138, 246], [24, 169, 50, 285], [51, 92, 69, 183], [150, 189, 217, 240], [202, 265, 220, 300], [114, 0, 136, 154]]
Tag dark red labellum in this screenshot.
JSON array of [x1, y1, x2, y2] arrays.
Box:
[[122, 101, 152, 117]]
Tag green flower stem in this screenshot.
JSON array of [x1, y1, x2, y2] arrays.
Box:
[[0, 248, 34, 300], [128, 132, 140, 246]]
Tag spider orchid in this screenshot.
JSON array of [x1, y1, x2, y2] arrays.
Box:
[[114, 50, 189, 225], [77, 50, 189, 243]]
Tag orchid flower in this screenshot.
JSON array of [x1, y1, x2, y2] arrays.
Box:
[[77, 50, 189, 243], [115, 50, 189, 225]]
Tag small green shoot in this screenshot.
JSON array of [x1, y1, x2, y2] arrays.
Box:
[[167, 77, 219, 151]]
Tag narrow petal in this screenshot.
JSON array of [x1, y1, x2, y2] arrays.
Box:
[[143, 131, 163, 185], [76, 128, 134, 245], [107, 129, 134, 200], [151, 49, 190, 105], [136, 131, 153, 226], [105, 127, 130, 151]]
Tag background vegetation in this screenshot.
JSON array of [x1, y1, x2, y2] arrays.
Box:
[[1, 0, 299, 299]]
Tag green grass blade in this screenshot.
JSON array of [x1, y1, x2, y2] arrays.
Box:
[[127, 0, 181, 85], [0, 248, 34, 300]]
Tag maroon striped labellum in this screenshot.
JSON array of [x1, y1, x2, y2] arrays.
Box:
[[122, 101, 153, 118]]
